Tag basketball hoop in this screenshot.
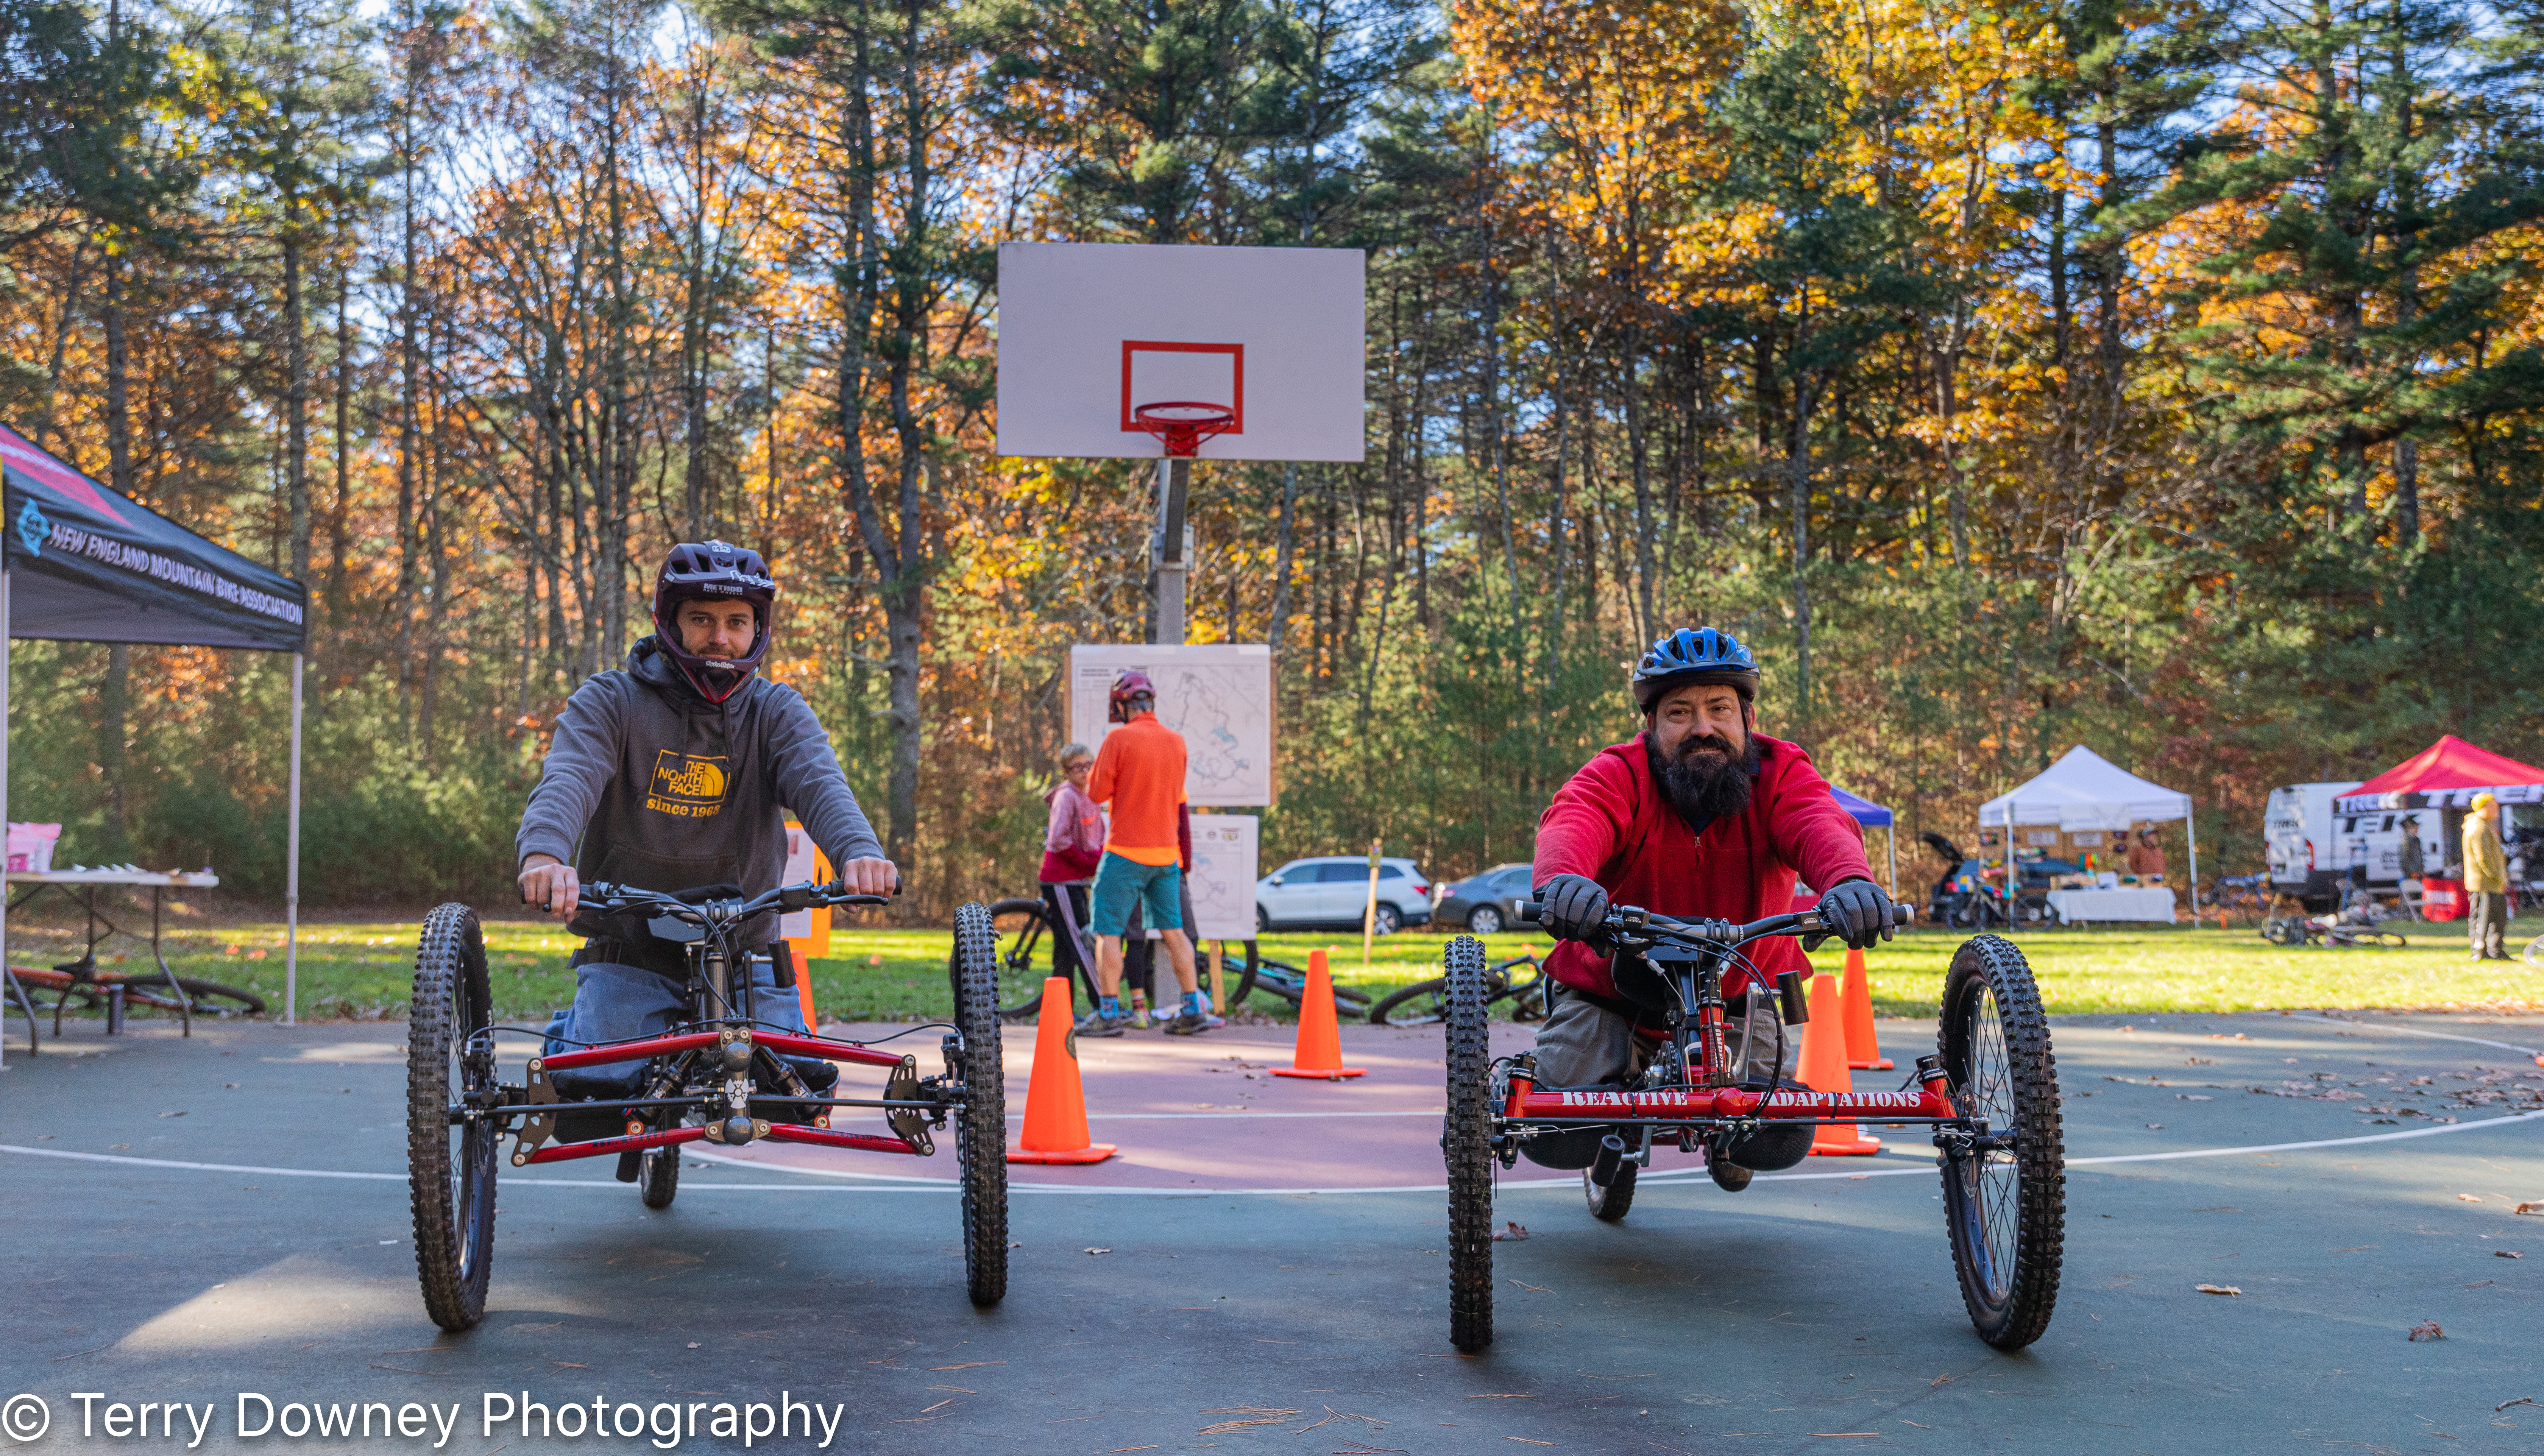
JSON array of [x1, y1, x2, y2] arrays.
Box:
[[1132, 401, 1237, 459]]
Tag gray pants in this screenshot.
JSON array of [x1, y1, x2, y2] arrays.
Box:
[[2469, 891, 2510, 959], [1529, 988, 1788, 1090], [1521, 988, 1809, 1172]]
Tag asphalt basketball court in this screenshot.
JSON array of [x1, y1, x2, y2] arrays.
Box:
[[3, 1004, 2540, 1454]]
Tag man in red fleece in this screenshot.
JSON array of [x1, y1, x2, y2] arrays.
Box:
[[1524, 627, 1894, 1174]]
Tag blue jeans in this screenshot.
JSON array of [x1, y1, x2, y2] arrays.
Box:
[[542, 955, 821, 1100]]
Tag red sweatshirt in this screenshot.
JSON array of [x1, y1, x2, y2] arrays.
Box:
[[1532, 731, 1874, 1001]]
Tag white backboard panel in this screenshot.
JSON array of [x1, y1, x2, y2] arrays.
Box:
[[998, 243, 1365, 461], [1187, 813, 1261, 942], [1070, 643, 1274, 807]]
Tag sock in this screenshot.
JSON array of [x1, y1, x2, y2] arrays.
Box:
[[1182, 990, 1206, 1015], [1100, 995, 1122, 1018]]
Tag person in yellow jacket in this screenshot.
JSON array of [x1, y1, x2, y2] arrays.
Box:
[[2463, 793, 2510, 961]]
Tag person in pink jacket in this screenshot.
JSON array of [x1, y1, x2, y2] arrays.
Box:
[[1040, 742, 1104, 987]]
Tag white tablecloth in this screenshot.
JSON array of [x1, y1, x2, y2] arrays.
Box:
[[2047, 887, 2176, 924]]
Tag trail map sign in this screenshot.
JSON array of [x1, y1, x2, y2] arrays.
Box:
[[1186, 814, 1260, 942], [1069, 644, 1273, 807]]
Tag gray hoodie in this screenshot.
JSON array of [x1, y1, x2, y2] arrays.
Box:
[[517, 637, 885, 948]]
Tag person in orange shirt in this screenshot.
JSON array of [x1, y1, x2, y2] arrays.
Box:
[[1080, 670, 1220, 1036]]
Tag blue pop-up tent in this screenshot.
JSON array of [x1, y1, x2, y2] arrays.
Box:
[[0, 424, 309, 1055], [1829, 785, 1898, 894]]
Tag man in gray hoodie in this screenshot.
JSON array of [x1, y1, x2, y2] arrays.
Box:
[[516, 541, 894, 1095]]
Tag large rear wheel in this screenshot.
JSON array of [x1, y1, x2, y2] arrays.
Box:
[[1443, 935, 1494, 1352], [1938, 934, 2064, 1350], [951, 901, 1010, 1306], [407, 903, 498, 1331]]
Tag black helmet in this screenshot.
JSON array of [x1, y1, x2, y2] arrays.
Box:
[[1631, 627, 1760, 713], [652, 540, 777, 704]]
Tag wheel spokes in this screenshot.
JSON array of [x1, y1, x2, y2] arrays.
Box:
[[1962, 983, 2018, 1299]]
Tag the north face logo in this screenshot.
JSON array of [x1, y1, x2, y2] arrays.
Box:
[[647, 751, 729, 817]]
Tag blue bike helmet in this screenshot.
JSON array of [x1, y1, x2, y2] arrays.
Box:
[[1631, 627, 1760, 713]]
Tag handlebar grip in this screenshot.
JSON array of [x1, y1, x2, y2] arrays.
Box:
[[1891, 902, 1912, 927], [1516, 900, 1540, 924]]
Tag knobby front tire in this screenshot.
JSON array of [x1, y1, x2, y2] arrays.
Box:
[[1938, 934, 2065, 1350], [1443, 935, 1495, 1352], [408, 903, 498, 1331], [952, 901, 1010, 1307]]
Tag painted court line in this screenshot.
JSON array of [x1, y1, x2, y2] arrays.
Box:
[[9, 1107, 2539, 1196]]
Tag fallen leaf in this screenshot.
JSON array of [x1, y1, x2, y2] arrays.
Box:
[[2460, 1194, 2484, 1203], [1084, 1247, 1113, 1255], [1504, 1442, 1554, 1447], [2410, 1320, 2445, 1341], [2497, 1251, 2522, 1259], [1902, 1421, 1932, 1429], [2498, 1398, 2537, 1413], [2196, 1284, 2242, 1296], [1493, 1222, 1530, 1241], [2145, 1123, 2163, 1130], [157, 1110, 187, 1118], [930, 1362, 1003, 1370], [1198, 1420, 1290, 1435], [2518, 1202, 2544, 1216], [686, 1343, 700, 1349]]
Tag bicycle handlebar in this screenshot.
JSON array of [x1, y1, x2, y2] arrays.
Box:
[[1517, 897, 1909, 948], [582, 879, 897, 926]]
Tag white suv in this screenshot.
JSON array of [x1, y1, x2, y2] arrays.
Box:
[[1255, 856, 1434, 934]]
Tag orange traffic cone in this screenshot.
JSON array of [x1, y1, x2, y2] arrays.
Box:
[[1008, 976, 1117, 1164], [1271, 948, 1366, 1080], [1800, 972, 1880, 1156], [792, 945, 817, 1034], [1839, 946, 1892, 1071]]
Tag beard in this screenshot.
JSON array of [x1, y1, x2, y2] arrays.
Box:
[[1646, 727, 1760, 830]]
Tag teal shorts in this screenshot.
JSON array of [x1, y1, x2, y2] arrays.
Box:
[[1090, 852, 1182, 936]]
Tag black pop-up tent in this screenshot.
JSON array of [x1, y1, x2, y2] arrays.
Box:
[[0, 424, 310, 1024]]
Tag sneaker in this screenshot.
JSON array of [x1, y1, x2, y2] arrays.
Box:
[[1163, 1008, 1224, 1036], [1075, 1008, 1132, 1037]]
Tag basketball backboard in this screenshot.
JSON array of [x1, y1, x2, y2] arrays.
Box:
[[997, 243, 1365, 462]]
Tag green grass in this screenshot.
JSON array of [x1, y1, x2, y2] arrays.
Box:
[[14, 913, 2540, 1026]]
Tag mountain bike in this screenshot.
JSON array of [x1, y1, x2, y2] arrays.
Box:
[[1443, 899, 2062, 1355], [407, 879, 1007, 1332]]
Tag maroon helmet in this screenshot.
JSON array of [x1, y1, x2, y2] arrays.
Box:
[[1108, 669, 1157, 723], [652, 540, 777, 704]]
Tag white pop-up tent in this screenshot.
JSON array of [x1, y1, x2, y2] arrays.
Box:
[[1981, 745, 2200, 911], [0, 425, 310, 1053]]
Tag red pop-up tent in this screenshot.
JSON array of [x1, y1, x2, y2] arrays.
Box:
[[2335, 735, 2544, 814]]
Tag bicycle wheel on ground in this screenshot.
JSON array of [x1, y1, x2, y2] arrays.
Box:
[[119, 974, 267, 1018], [1369, 976, 1447, 1027], [638, 1144, 679, 1208], [1937, 934, 2064, 1350], [407, 903, 498, 1331], [976, 897, 1078, 1021], [951, 901, 1009, 1307], [1443, 935, 1495, 1352]]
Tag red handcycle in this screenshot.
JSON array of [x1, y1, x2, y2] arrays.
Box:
[[405, 882, 1008, 1331], [1443, 901, 2063, 1352]]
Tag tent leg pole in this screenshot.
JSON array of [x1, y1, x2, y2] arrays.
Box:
[[2187, 812, 2199, 921], [285, 652, 302, 1027]]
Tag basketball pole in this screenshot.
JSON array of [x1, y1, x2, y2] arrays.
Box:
[[1152, 457, 1190, 645]]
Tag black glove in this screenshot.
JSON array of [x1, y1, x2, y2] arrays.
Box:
[[1817, 878, 1895, 950], [1536, 874, 1612, 942]]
